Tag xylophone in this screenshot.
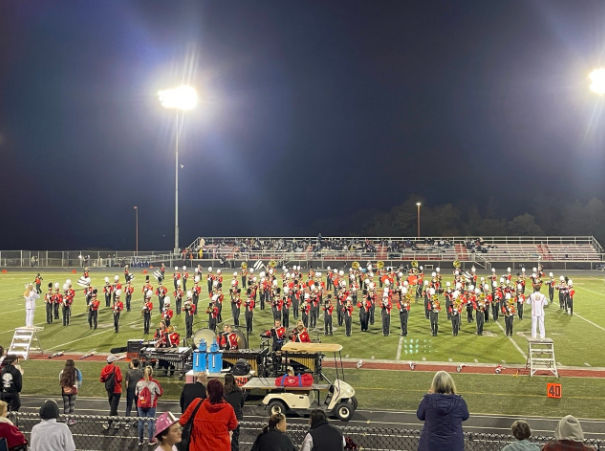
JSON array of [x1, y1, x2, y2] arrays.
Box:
[[139, 347, 192, 379], [222, 348, 269, 374]]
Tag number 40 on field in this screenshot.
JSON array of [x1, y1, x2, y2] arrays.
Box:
[[547, 383, 562, 399]]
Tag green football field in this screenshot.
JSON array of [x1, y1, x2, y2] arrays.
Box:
[[1, 267, 604, 368]]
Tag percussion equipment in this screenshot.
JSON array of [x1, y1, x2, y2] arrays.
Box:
[[221, 348, 268, 375], [192, 328, 216, 350], [139, 346, 192, 379]]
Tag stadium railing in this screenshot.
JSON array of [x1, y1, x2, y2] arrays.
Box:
[[8, 412, 605, 451]]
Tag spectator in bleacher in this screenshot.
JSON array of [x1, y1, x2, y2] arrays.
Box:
[[542, 415, 595, 451], [0, 400, 28, 451], [30, 400, 75, 451], [250, 413, 296, 451], [501, 420, 540, 451], [417, 371, 469, 451]]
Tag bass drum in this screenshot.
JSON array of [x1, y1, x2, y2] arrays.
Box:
[[192, 328, 216, 350], [232, 329, 248, 350]]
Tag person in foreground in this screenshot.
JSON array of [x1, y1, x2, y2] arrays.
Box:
[[179, 379, 238, 451], [0, 400, 28, 451], [30, 400, 76, 451], [300, 409, 345, 451], [542, 415, 595, 451], [153, 411, 182, 451], [416, 370, 469, 451], [501, 420, 540, 451], [250, 413, 296, 451]]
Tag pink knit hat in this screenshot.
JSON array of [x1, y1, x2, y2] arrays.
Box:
[[154, 412, 179, 438]]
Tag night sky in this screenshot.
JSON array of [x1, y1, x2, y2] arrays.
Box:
[[2, 0, 605, 250]]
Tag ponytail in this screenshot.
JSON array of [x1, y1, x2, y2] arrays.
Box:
[[144, 366, 153, 382]]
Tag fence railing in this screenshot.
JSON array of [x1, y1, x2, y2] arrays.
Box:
[[7, 413, 604, 451]]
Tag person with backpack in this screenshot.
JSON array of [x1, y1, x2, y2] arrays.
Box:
[[100, 354, 123, 430], [136, 366, 163, 446], [58, 359, 82, 425]]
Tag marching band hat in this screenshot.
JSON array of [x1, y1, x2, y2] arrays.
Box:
[[47, 283, 53, 289]]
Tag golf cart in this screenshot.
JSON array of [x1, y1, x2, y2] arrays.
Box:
[[243, 342, 357, 421]]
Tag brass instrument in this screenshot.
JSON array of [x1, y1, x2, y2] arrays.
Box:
[[453, 260, 461, 269], [241, 262, 248, 270], [352, 261, 360, 270], [377, 261, 385, 270], [269, 260, 277, 268], [411, 260, 419, 269]]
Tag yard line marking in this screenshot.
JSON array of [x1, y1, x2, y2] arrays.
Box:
[[494, 320, 527, 360], [585, 363, 592, 367], [474, 359, 478, 363], [574, 313, 605, 332], [576, 286, 605, 297], [396, 336, 404, 360]]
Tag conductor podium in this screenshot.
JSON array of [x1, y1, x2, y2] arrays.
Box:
[[525, 337, 558, 377]]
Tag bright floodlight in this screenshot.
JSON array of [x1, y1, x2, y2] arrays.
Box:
[[589, 69, 605, 95], [158, 86, 198, 110], [416, 202, 421, 206]]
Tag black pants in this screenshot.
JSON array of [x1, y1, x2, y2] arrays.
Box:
[[105, 294, 111, 308], [399, 310, 408, 336], [185, 315, 194, 338], [54, 303, 60, 320], [62, 306, 71, 326], [301, 311, 309, 328], [143, 312, 151, 334], [193, 298, 199, 316], [292, 298, 299, 319], [517, 303, 524, 320], [451, 314, 460, 336], [207, 281, 212, 295], [272, 307, 281, 322], [176, 298, 182, 315], [208, 317, 217, 333], [217, 302, 223, 322], [114, 312, 120, 332], [282, 308, 289, 329], [424, 297, 430, 319], [89, 310, 98, 329], [484, 305, 490, 322], [159, 296, 165, 313], [476, 311, 485, 335], [245, 310, 253, 334], [559, 292, 565, 309], [232, 306, 240, 326], [466, 305, 474, 323], [549, 287, 554, 303], [337, 304, 344, 326], [107, 392, 121, 426], [36, 283, 41, 294], [231, 424, 241, 451], [568, 299, 574, 316], [344, 314, 352, 336], [369, 304, 375, 325], [360, 310, 369, 332], [430, 311, 439, 336], [324, 314, 333, 335], [505, 315, 514, 336], [1, 393, 21, 412], [126, 295, 132, 311], [381, 310, 390, 336], [492, 303, 499, 321], [310, 307, 317, 328], [46, 303, 53, 323]]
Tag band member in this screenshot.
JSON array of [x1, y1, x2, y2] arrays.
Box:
[[162, 326, 180, 376], [240, 266, 247, 289], [52, 283, 62, 320], [465, 287, 475, 324], [244, 289, 255, 334], [44, 283, 54, 323], [294, 320, 311, 343], [156, 279, 168, 313], [124, 279, 134, 312], [192, 277, 202, 315], [112, 275, 122, 303], [503, 294, 516, 336], [183, 298, 196, 339], [556, 277, 569, 312], [142, 292, 153, 335], [271, 288, 283, 322], [113, 290, 124, 333], [516, 284, 526, 320], [529, 284, 548, 338], [215, 268, 224, 290], [84, 284, 94, 306], [174, 280, 183, 315], [381, 296, 392, 337], [162, 297, 174, 328], [260, 276, 269, 311], [291, 280, 300, 320], [300, 296, 311, 328], [323, 296, 334, 336], [344, 298, 354, 337], [545, 272, 555, 304], [62, 284, 73, 326], [123, 265, 130, 283], [397, 288, 411, 337], [182, 266, 188, 292], [367, 283, 377, 325], [34, 273, 43, 294], [206, 301, 219, 334], [476, 294, 486, 336], [141, 275, 153, 300], [270, 320, 287, 352], [153, 321, 167, 345], [206, 267, 214, 295], [220, 324, 240, 350], [492, 282, 501, 321], [282, 288, 291, 329], [213, 285, 224, 322], [428, 295, 440, 336], [88, 289, 100, 329], [567, 280, 575, 316], [173, 266, 181, 290], [103, 277, 113, 308], [231, 288, 242, 326]]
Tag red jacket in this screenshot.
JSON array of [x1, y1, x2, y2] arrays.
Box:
[[179, 398, 238, 451], [100, 363, 122, 394], [0, 417, 28, 449]]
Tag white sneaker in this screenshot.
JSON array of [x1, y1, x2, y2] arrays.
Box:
[[102, 423, 110, 431], [124, 423, 130, 430]]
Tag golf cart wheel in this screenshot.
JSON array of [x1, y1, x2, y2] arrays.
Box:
[[335, 402, 353, 421], [268, 400, 287, 416], [351, 396, 359, 411]]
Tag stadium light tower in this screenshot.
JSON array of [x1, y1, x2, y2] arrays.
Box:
[[416, 202, 422, 238], [134, 206, 138, 255], [589, 68, 605, 95], [158, 86, 198, 254]]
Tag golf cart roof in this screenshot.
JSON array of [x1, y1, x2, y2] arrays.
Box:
[[281, 342, 343, 353]]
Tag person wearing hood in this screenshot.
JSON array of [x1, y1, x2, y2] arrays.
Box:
[[300, 409, 345, 451], [542, 415, 595, 451], [416, 371, 469, 451], [179, 379, 238, 451], [0, 400, 28, 450], [30, 400, 75, 451], [501, 420, 540, 451]]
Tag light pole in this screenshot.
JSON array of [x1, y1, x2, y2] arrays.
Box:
[[134, 206, 138, 255], [158, 86, 198, 254], [416, 202, 422, 238]]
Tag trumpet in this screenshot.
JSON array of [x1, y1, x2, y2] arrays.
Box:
[[377, 261, 385, 270], [453, 260, 461, 269], [269, 260, 277, 268], [411, 260, 419, 269], [352, 261, 360, 270], [241, 262, 248, 270]]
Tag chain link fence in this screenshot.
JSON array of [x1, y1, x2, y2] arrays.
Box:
[[8, 412, 604, 450]]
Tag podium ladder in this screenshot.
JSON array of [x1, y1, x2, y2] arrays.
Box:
[[8, 327, 44, 360], [526, 337, 558, 377]]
